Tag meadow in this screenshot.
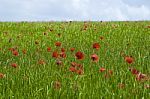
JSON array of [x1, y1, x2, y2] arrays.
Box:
[[0, 21, 150, 99]]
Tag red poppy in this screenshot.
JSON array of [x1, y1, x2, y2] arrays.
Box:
[[12, 50, 19, 56], [47, 47, 51, 52], [0, 73, 5, 78], [71, 62, 77, 67], [59, 52, 66, 58], [109, 70, 113, 75], [52, 51, 59, 58], [93, 43, 100, 50], [125, 56, 134, 64], [136, 73, 146, 81], [55, 42, 61, 47], [61, 48, 65, 52], [9, 48, 15, 52], [70, 48, 75, 52], [75, 51, 84, 60], [69, 67, 76, 72], [99, 67, 106, 72], [76, 69, 83, 75], [76, 64, 83, 69], [129, 67, 139, 75], [11, 63, 17, 68], [91, 54, 99, 62]]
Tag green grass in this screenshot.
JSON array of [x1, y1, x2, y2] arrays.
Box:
[[0, 21, 150, 99]]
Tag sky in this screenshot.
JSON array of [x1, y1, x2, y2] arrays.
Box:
[[0, 0, 150, 21]]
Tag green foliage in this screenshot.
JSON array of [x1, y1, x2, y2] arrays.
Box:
[[0, 21, 150, 99]]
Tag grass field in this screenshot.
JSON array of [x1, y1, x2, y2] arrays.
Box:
[[0, 21, 150, 99]]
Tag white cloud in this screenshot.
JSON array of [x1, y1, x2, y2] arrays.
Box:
[[125, 5, 150, 20], [0, 0, 150, 21]]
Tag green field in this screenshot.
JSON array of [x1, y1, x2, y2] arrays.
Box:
[[0, 21, 150, 99]]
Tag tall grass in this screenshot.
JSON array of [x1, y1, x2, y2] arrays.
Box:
[[0, 21, 150, 99]]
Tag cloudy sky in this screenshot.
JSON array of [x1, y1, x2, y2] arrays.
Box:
[[0, 0, 150, 21]]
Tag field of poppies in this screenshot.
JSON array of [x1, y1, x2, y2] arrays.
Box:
[[0, 21, 150, 98]]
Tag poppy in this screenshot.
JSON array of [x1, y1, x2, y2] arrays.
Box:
[[108, 70, 113, 75], [76, 64, 83, 69], [99, 67, 106, 72], [55, 42, 61, 47], [125, 56, 134, 64], [129, 67, 139, 75], [52, 51, 59, 58], [9, 48, 15, 52], [76, 69, 83, 75], [91, 54, 99, 62], [71, 62, 77, 67], [11, 63, 17, 68], [0, 73, 5, 78], [136, 73, 146, 81], [93, 43, 100, 50], [75, 51, 84, 60], [59, 52, 66, 58], [61, 48, 65, 52], [69, 67, 76, 72], [12, 50, 19, 56], [47, 47, 51, 52], [70, 48, 75, 52]]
